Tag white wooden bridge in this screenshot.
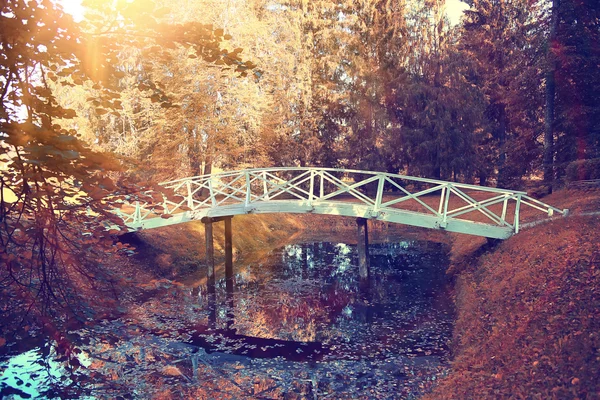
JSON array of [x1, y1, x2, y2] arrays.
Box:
[[115, 167, 567, 239]]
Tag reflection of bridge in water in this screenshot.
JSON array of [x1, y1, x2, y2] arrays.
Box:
[[116, 168, 567, 314], [177, 240, 448, 365], [176, 322, 329, 362]]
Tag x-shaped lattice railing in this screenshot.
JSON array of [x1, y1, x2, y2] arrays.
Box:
[[115, 168, 568, 238]]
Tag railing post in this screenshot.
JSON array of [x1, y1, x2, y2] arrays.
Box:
[[245, 171, 251, 207], [373, 175, 384, 213], [208, 178, 217, 207], [262, 171, 269, 201], [442, 184, 451, 226], [438, 186, 446, 215], [161, 193, 169, 215], [186, 181, 193, 209], [319, 170, 324, 199], [309, 170, 315, 203], [514, 194, 522, 234], [501, 195, 508, 222], [134, 201, 141, 223]]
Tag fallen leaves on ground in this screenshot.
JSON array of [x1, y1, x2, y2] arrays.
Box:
[[425, 201, 600, 399]]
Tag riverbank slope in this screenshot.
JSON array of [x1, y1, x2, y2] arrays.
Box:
[[426, 188, 600, 399]]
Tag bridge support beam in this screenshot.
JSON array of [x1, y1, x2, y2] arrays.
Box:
[[202, 216, 235, 329], [356, 218, 370, 285], [224, 217, 234, 289], [208, 291, 217, 330], [203, 217, 216, 295], [224, 217, 235, 330]]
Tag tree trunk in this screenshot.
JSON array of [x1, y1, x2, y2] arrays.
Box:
[[202, 159, 212, 176], [497, 104, 507, 187], [199, 157, 212, 197], [544, 0, 559, 192], [479, 171, 487, 186], [433, 163, 441, 180], [188, 127, 202, 177]]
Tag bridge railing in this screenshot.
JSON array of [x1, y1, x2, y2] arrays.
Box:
[[115, 168, 567, 238]]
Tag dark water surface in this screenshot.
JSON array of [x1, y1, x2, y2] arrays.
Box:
[[1, 239, 454, 399]]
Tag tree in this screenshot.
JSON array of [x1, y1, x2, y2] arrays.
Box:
[[543, 0, 559, 189], [52, 0, 260, 181], [460, 0, 537, 187], [549, 0, 600, 178], [1, 0, 128, 323], [0, 0, 254, 327]]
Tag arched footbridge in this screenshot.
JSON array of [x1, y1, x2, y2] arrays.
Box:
[[115, 168, 567, 239]]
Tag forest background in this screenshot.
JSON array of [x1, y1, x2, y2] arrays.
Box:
[[1, 0, 599, 324]]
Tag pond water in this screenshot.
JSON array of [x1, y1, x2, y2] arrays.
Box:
[[1, 239, 454, 399]]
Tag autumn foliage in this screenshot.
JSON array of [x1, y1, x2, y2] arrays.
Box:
[[1, 0, 599, 397]]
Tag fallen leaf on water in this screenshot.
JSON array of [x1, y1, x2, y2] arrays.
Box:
[[163, 366, 182, 376]]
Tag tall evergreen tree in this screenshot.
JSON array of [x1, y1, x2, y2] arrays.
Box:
[[460, 0, 547, 187], [551, 0, 600, 176], [543, 0, 559, 189]]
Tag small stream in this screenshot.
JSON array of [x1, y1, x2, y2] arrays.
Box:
[[1, 239, 454, 399]]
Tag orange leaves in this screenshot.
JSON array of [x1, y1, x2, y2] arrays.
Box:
[[162, 365, 183, 376], [427, 202, 600, 399], [118, 0, 151, 21], [87, 187, 106, 200], [98, 177, 116, 191], [21, 251, 33, 259]]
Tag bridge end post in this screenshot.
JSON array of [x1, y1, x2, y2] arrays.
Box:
[[514, 195, 522, 234], [356, 218, 370, 288]]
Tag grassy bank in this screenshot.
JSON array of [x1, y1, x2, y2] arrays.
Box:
[[426, 188, 600, 399]]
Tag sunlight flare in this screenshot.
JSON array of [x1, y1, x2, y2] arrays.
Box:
[[445, 0, 469, 25]]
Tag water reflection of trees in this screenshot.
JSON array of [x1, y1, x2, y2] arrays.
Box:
[[1, 240, 453, 399], [231, 241, 451, 351]]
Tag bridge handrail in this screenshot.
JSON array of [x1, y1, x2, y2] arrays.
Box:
[[159, 167, 528, 195], [115, 167, 567, 239]]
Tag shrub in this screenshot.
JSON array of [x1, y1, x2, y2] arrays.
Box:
[[565, 158, 600, 182]]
